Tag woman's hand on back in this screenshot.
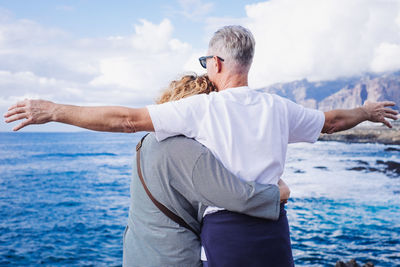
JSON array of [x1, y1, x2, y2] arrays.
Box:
[[278, 179, 290, 203]]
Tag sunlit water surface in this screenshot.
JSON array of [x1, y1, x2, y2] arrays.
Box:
[[0, 132, 399, 266]]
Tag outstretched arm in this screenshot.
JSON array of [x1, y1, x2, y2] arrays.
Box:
[[4, 99, 154, 132], [322, 101, 398, 134]]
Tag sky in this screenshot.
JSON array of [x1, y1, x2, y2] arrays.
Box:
[[1, 0, 400, 131]]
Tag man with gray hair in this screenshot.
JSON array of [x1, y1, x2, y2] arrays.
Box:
[[206, 25, 255, 73], [146, 25, 396, 266], [5, 24, 398, 267]]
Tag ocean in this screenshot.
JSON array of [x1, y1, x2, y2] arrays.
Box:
[[0, 132, 399, 266]]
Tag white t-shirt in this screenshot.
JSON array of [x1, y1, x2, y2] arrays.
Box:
[[147, 86, 325, 262], [147, 86, 325, 186]]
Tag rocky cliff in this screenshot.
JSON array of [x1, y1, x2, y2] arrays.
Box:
[[263, 71, 400, 111], [263, 71, 400, 144]]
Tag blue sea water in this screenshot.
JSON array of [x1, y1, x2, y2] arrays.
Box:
[[0, 132, 399, 266]]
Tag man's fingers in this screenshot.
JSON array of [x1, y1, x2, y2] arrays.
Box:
[[13, 119, 32, 131], [4, 107, 25, 118], [384, 108, 399, 115], [381, 119, 392, 128], [5, 113, 27, 123], [385, 114, 398, 120], [8, 104, 17, 111], [383, 107, 399, 120], [8, 100, 27, 111], [382, 101, 396, 107]]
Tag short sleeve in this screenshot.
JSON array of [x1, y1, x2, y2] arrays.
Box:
[[146, 94, 208, 142], [285, 99, 325, 143]]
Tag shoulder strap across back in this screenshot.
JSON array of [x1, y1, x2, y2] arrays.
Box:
[[136, 134, 199, 238]]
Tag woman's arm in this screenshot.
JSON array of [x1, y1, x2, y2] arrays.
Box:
[[4, 99, 154, 132], [191, 148, 285, 220], [322, 101, 398, 134]]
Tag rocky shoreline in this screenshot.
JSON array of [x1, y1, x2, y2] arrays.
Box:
[[336, 259, 374, 267], [318, 121, 400, 145]]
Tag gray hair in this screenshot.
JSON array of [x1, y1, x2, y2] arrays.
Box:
[[208, 25, 255, 72]]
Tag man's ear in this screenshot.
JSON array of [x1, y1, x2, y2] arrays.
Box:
[[214, 56, 223, 73]]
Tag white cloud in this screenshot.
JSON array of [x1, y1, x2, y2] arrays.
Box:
[[132, 19, 174, 52], [0, 18, 195, 101], [178, 0, 214, 20], [371, 43, 400, 72], [90, 19, 194, 95], [243, 0, 400, 87], [0, 15, 198, 131]]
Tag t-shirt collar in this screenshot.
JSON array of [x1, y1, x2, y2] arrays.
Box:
[[224, 85, 251, 91]]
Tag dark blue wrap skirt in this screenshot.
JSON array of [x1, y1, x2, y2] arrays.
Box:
[[201, 204, 294, 267]]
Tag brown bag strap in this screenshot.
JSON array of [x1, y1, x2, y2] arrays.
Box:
[[136, 134, 199, 238]]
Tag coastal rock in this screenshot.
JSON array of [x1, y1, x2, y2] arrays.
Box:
[[346, 159, 400, 178], [314, 166, 328, 170], [354, 160, 369, 165], [335, 259, 374, 267], [318, 121, 400, 145], [384, 147, 400, 152], [346, 166, 380, 173], [376, 160, 400, 177]]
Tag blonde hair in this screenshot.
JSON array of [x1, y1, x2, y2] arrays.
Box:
[[156, 73, 217, 104]]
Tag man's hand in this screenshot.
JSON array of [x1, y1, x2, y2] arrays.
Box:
[[278, 179, 290, 203], [4, 99, 56, 131], [323, 101, 398, 134], [362, 101, 398, 128]]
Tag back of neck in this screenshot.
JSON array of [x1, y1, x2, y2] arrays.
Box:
[[217, 74, 248, 91]]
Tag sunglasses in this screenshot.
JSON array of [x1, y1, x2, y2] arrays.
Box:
[[199, 56, 224, 69]]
